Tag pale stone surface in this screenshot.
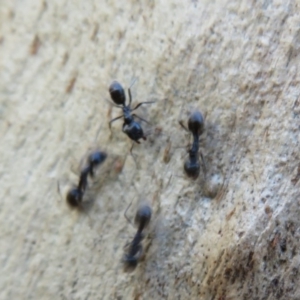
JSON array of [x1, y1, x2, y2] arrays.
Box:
[[0, 0, 300, 299]]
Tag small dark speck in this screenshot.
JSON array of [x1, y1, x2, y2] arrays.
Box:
[[62, 52, 69, 65], [91, 23, 99, 41], [30, 35, 41, 55], [280, 238, 287, 252], [66, 76, 77, 94], [72, 279, 78, 287], [272, 277, 279, 286], [238, 231, 244, 237]]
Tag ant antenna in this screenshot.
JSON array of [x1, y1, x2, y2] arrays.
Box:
[[57, 181, 64, 203], [129, 77, 138, 90], [124, 201, 134, 226], [94, 123, 103, 143]]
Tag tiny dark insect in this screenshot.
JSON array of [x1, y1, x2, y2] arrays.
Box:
[[123, 204, 152, 272], [179, 110, 205, 180], [108, 81, 154, 146], [66, 150, 107, 209]]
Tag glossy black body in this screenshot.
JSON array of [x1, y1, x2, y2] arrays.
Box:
[[134, 204, 152, 232], [123, 204, 152, 272], [66, 187, 84, 208], [66, 150, 107, 208], [88, 151, 107, 177], [123, 231, 144, 271], [109, 81, 126, 105], [180, 110, 205, 180], [109, 81, 153, 143]]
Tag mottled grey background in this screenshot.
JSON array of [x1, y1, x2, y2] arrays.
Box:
[[0, 1, 300, 299]]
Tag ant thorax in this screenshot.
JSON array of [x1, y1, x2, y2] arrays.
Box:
[[122, 106, 134, 124]]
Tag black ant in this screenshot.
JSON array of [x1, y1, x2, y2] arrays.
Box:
[[108, 80, 154, 145], [123, 204, 152, 271], [179, 110, 205, 180], [66, 150, 107, 209]]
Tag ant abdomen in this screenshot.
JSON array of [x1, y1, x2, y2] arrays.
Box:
[[184, 157, 200, 180], [123, 255, 139, 271], [66, 187, 83, 208], [188, 110, 205, 136], [109, 81, 126, 106], [122, 122, 145, 143], [123, 243, 143, 272]]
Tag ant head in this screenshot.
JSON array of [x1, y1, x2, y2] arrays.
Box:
[[184, 158, 200, 180], [109, 81, 126, 106], [134, 204, 152, 229], [66, 187, 83, 208], [88, 151, 107, 168], [188, 110, 205, 136]]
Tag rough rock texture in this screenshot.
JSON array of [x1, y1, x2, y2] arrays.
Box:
[[1, 1, 300, 299]]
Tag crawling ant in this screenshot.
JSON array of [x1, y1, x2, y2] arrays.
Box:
[[123, 204, 152, 271], [66, 150, 107, 209], [179, 110, 205, 180], [108, 80, 154, 145]]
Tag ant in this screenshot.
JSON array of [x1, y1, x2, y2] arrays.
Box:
[[108, 80, 154, 145], [123, 204, 152, 271], [66, 150, 107, 209], [179, 109, 206, 180]]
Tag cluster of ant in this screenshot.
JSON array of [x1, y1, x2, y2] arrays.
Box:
[[65, 80, 205, 271]]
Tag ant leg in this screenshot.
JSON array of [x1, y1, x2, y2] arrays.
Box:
[[109, 115, 123, 135], [105, 97, 121, 108], [129, 142, 134, 154], [128, 88, 132, 107], [173, 144, 191, 151], [199, 151, 207, 179], [94, 123, 103, 143], [57, 181, 64, 202], [108, 116, 123, 138], [131, 101, 155, 111], [129, 143, 138, 167], [178, 120, 189, 132], [132, 114, 150, 124], [124, 201, 133, 226], [129, 77, 137, 89], [89, 93, 121, 108]]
